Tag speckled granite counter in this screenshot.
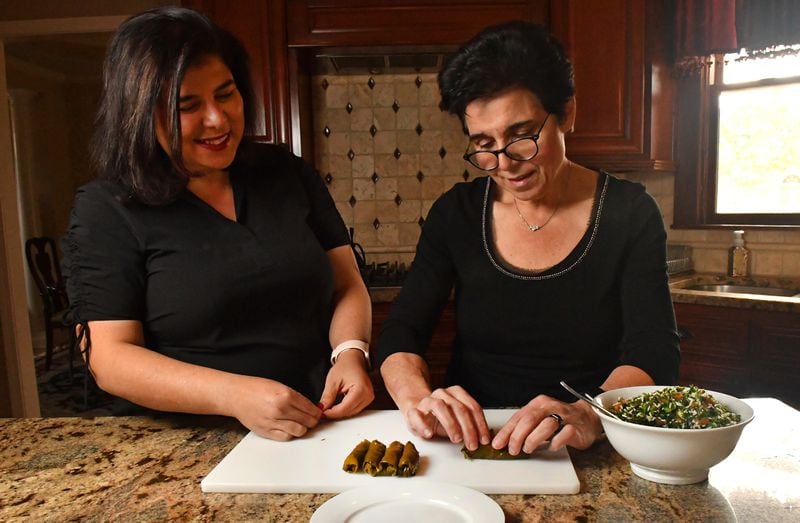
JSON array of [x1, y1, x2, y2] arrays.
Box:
[[1, 399, 797, 522]]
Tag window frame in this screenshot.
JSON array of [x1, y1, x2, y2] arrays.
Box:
[[673, 54, 800, 229]]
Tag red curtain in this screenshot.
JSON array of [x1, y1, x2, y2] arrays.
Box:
[[676, 0, 800, 60], [675, 0, 738, 60]]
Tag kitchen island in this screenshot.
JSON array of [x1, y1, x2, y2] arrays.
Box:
[[1, 399, 797, 522]]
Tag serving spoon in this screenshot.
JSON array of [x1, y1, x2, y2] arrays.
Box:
[[559, 380, 620, 419]]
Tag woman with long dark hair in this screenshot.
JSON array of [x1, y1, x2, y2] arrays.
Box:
[[64, 7, 373, 440]]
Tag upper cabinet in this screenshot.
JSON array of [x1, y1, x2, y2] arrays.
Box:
[[286, 0, 547, 47], [186, 0, 675, 171], [551, 0, 675, 172]]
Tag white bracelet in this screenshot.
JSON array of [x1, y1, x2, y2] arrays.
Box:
[[331, 340, 370, 369]]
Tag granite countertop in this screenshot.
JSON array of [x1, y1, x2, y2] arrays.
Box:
[[1, 399, 798, 522]]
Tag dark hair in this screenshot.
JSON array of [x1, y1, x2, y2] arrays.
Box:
[[438, 21, 575, 131], [91, 7, 255, 205]]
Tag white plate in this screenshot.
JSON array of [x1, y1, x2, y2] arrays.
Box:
[[310, 480, 504, 523]]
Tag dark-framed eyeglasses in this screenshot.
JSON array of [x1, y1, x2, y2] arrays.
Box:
[[463, 114, 550, 171]]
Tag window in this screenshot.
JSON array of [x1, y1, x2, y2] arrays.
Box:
[[674, 47, 800, 228]]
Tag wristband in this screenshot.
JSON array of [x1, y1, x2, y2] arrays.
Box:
[[331, 340, 371, 369]]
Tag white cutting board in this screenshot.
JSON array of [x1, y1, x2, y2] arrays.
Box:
[[201, 409, 580, 494]]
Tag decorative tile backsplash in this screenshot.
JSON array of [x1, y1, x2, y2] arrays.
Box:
[[312, 73, 482, 265]]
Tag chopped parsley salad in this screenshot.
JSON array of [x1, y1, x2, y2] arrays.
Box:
[[610, 385, 742, 429]]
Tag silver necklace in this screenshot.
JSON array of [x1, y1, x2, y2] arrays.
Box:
[[513, 197, 560, 232]]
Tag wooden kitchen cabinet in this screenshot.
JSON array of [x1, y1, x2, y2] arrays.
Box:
[[550, 0, 675, 172], [286, 0, 548, 47], [675, 303, 800, 408], [368, 300, 456, 409], [189, 0, 675, 171]]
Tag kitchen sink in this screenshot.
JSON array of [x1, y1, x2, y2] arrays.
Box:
[[685, 284, 800, 298]]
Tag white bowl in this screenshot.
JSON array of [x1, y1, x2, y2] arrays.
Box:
[[594, 386, 754, 485]]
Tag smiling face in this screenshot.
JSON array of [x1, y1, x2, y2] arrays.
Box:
[[155, 54, 245, 177], [464, 86, 574, 202]]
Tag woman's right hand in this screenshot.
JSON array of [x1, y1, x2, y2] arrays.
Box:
[[402, 386, 492, 451], [226, 375, 323, 441]]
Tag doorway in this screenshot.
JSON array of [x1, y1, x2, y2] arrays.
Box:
[[0, 16, 123, 417]]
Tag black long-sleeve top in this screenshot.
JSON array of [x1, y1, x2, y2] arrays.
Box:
[[377, 172, 680, 407]]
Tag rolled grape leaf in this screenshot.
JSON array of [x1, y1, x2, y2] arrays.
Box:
[[363, 440, 387, 476], [342, 439, 370, 473], [398, 441, 419, 477], [461, 443, 532, 460], [380, 441, 404, 476]]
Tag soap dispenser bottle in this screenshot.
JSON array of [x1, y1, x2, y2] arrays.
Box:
[[728, 230, 750, 277]]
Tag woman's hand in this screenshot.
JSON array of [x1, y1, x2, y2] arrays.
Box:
[[318, 349, 374, 419], [492, 395, 602, 454], [402, 386, 492, 451], [227, 375, 323, 441]]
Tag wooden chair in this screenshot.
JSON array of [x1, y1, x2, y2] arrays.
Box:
[[24, 236, 76, 371]]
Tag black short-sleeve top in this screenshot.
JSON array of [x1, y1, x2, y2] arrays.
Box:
[[62, 143, 349, 400]]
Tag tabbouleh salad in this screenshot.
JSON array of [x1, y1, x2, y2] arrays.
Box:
[[610, 385, 742, 429]]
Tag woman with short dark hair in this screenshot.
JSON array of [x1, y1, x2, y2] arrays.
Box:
[[64, 7, 373, 440], [378, 21, 680, 454]]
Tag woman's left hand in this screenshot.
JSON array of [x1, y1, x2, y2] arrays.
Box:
[[318, 349, 374, 419], [491, 394, 602, 454]]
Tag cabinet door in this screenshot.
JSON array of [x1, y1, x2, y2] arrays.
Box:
[[749, 310, 800, 408], [550, 0, 674, 172], [368, 302, 395, 409], [184, 0, 292, 146], [287, 0, 548, 47], [674, 303, 749, 396]]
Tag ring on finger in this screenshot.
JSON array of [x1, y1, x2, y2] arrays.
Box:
[[547, 413, 565, 436]]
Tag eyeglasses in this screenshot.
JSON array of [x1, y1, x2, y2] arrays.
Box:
[[463, 114, 550, 171]]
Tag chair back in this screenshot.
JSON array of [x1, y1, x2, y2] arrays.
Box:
[[24, 236, 68, 314]]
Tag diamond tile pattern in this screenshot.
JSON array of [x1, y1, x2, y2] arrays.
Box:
[[313, 72, 471, 257]]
